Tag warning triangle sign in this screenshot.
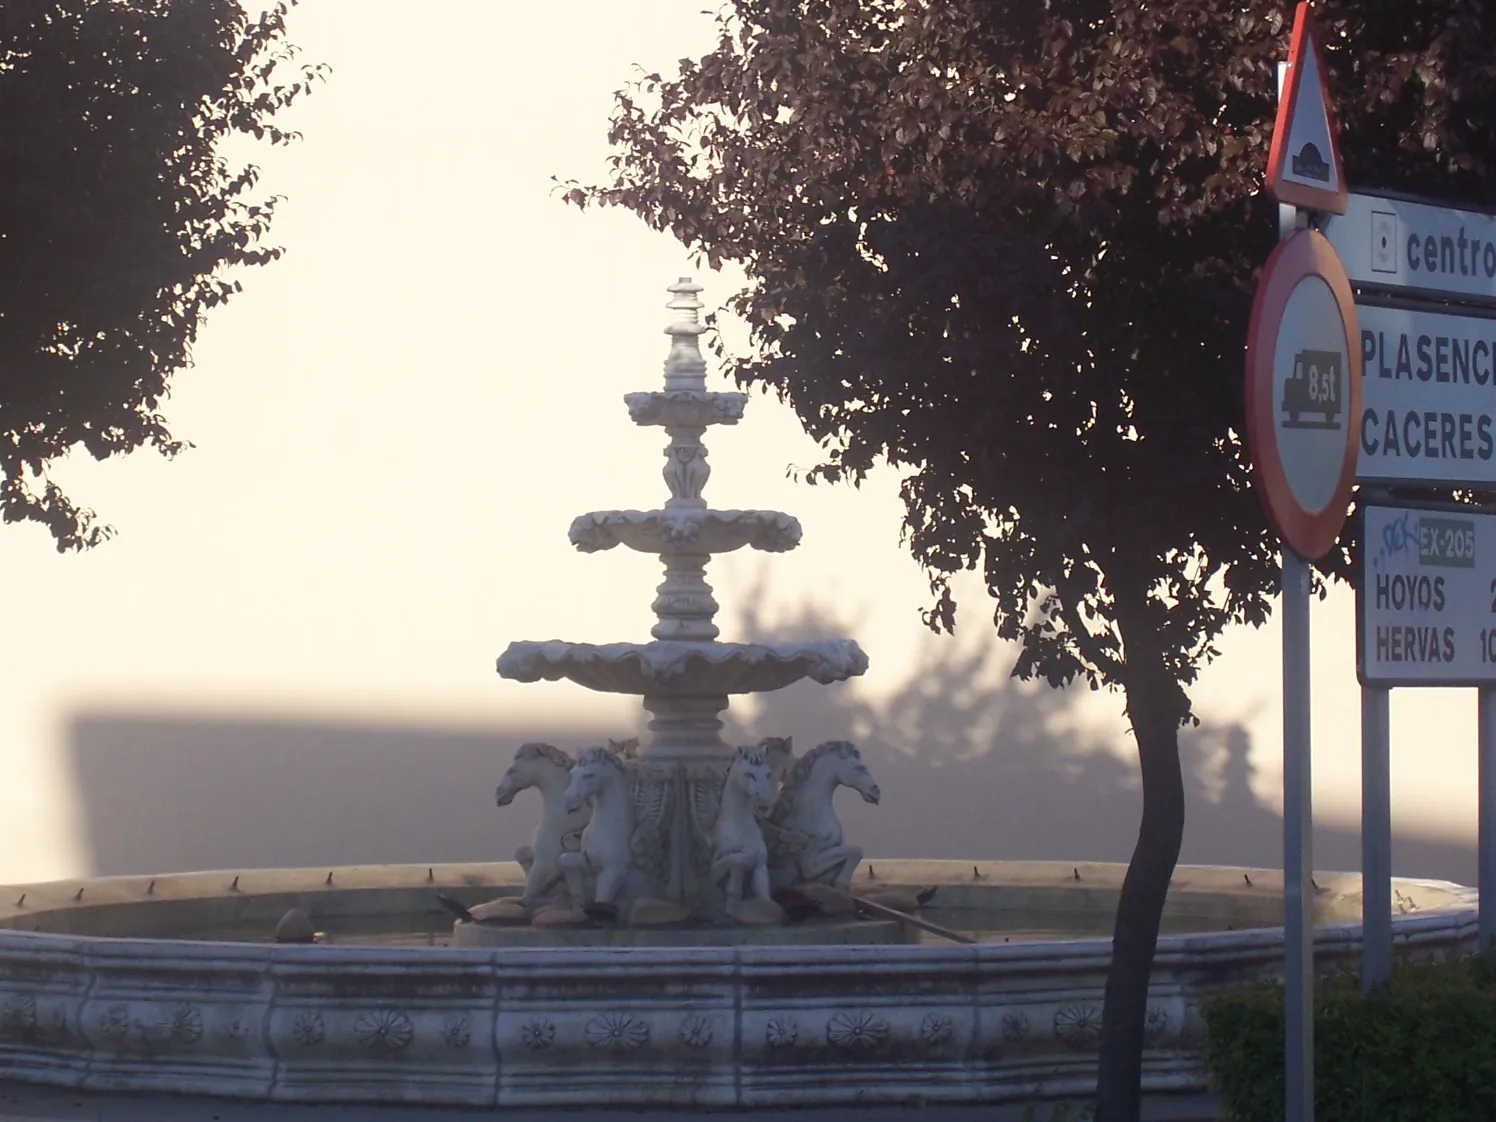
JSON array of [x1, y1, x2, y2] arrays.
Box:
[[1266, 2, 1347, 215]]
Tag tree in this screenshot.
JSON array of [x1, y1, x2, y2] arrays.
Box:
[[567, 2, 1496, 1117], [0, 0, 324, 550]]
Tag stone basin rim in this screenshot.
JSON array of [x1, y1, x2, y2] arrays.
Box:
[[0, 859, 1478, 1110], [0, 859, 1475, 953]]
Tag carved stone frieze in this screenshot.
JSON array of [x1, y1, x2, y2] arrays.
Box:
[[623, 389, 747, 429], [568, 509, 801, 555]]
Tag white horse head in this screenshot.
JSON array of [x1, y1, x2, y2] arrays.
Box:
[[758, 736, 795, 789], [496, 742, 574, 806], [607, 736, 641, 760], [564, 745, 631, 814], [797, 740, 879, 805], [770, 740, 881, 830], [728, 744, 775, 814]]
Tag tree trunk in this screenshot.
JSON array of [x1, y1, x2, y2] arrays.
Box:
[[1093, 618, 1188, 1122]]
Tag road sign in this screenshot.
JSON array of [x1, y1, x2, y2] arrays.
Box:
[[1359, 503, 1496, 685], [1246, 228, 1363, 559], [1322, 192, 1496, 305], [1355, 300, 1496, 487], [1267, 2, 1346, 215]]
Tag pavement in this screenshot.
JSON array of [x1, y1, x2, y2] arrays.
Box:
[[0, 1083, 1223, 1122]]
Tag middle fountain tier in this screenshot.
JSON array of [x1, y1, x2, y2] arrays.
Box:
[[497, 278, 868, 917]]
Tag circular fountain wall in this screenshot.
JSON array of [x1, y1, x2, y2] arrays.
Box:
[[0, 860, 1478, 1108]]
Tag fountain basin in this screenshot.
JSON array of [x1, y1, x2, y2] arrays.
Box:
[[496, 639, 869, 695], [568, 509, 801, 554], [0, 860, 1477, 1108]]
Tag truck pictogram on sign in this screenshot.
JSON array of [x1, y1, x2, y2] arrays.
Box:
[[1281, 348, 1343, 429]]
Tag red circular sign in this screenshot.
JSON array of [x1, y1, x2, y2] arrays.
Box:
[[1244, 228, 1362, 560]]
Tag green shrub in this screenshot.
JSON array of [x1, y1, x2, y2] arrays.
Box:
[[1200, 952, 1496, 1121]]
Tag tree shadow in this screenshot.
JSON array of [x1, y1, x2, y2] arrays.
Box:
[[59, 580, 1477, 884]]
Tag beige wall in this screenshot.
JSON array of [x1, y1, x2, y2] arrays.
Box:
[[0, 2, 1478, 888]]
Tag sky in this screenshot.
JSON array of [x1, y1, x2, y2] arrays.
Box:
[[0, 1, 1480, 886]]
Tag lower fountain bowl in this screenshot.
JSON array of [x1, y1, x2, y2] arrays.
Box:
[[0, 860, 1477, 1108]]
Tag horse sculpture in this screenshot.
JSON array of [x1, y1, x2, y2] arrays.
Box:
[[560, 745, 670, 911], [710, 745, 776, 915], [763, 740, 881, 891], [494, 742, 589, 906]]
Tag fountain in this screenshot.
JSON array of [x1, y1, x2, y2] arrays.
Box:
[[487, 277, 872, 930], [0, 280, 1483, 1109]]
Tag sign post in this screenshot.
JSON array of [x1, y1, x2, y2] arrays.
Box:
[[1482, 690, 1496, 953], [1252, 13, 1356, 1119], [1245, 223, 1361, 1122], [1360, 680, 1391, 989]]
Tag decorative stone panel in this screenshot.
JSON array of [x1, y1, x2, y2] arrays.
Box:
[[0, 880, 1478, 1109]]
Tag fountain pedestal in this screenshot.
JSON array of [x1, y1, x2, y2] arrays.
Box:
[[496, 279, 868, 918]]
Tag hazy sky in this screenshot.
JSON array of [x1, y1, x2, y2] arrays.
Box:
[[0, 1, 1478, 883]]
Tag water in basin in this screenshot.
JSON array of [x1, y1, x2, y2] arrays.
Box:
[[159, 906, 1248, 948]]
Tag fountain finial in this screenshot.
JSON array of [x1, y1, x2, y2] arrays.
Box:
[[663, 277, 706, 391]]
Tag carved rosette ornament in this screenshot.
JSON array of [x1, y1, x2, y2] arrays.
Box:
[[0, 992, 37, 1039], [826, 1010, 890, 1051], [919, 1012, 954, 1048], [1053, 1004, 1102, 1051], [764, 1016, 798, 1048], [495, 278, 872, 918], [356, 1009, 414, 1056], [520, 1016, 555, 1050], [586, 1012, 649, 1051]]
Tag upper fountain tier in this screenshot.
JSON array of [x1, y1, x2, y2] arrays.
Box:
[[496, 277, 867, 721], [496, 639, 868, 698], [569, 279, 800, 559], [568, 508, 800, 556]]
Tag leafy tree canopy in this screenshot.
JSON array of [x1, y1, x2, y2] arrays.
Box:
[[569, 2, 1496, 1117], [0, 0, 324, 549]]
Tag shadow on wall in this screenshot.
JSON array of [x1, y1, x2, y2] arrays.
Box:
[[63, 595, 1476, 884]]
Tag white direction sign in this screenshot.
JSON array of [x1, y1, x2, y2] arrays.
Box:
[[1360, 504, 1496, 686], [1356, 301, 1496, 486], [1323, 193, 1496, 305]]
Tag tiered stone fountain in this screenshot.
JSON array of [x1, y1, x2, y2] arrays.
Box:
[[490, 278, 871, 925], [0, 278, 1482, 1109]]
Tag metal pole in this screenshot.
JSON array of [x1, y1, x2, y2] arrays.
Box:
[[1361, 685, 1391, 991], [1274, 60, 1314, 1120], [1480, 689, 1496, 954], [1282, 551, 1315, 1122]]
